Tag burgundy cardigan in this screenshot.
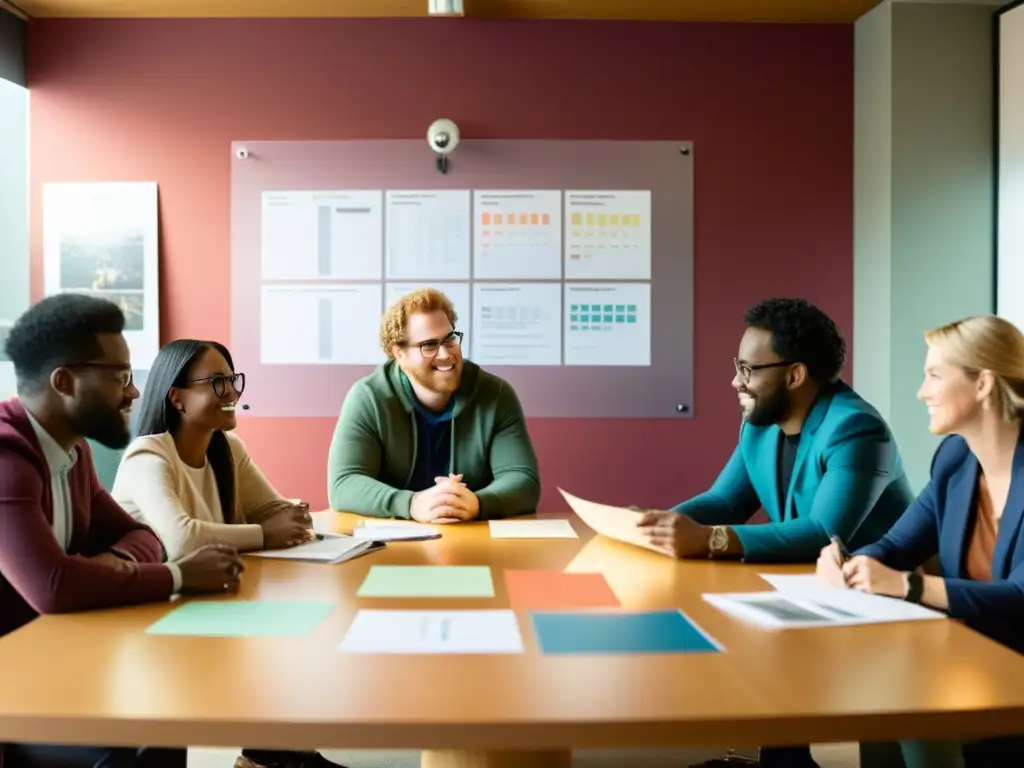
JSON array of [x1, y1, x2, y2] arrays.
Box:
[[0, 398, 174, 639]]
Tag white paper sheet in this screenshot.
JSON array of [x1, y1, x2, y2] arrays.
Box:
[[43, 182, 160, 369], [385, 190, 471, 280], [564, 282, 651, 367], [758, 574, 827, 593], [260, 284, 383, 365], [340, 610, 525, 654], [703, 588, 946, 630], [473, 190, 562, 279], [557, 488, 664, 554], [384, 282, 471, 342], [564, 190, 651, 280], [489, 519, 579, 539], [261, 190, 384, 281], [471, 283, 561, 366], [353, 522, 441, 542]]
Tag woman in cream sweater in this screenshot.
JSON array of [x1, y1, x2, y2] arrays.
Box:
[[112, 339, 344, 768], [113, 339, 313, 561]]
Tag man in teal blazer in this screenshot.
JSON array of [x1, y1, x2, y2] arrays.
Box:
[[639, 298, 915, 565]]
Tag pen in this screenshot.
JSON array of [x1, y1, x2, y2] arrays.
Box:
[[831, 534, 851, 563]]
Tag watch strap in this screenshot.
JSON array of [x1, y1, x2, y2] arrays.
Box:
[[904, 571, 924, 603]]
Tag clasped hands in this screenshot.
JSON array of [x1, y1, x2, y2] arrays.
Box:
[[410, 473, 480, 524], [816, 540, 912, 598]]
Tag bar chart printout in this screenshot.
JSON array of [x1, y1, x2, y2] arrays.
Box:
[[260, 284, 383, 365], [565, 283, 651, 367], [385, 190, 471, 281], [472, 283, 562, 366], [564, 190, 652, 280], [474, 190, 562, 279], [261, 190, 384, 280]]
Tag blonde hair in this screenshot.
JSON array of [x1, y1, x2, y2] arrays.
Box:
[[924, 315, 1024, 423], [380, 288, 457, 359]]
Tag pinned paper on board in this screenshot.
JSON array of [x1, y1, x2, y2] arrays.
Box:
[[557, 488, 663, 554]]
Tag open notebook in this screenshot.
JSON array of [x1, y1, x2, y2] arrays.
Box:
[[247, 533, 384, 564]]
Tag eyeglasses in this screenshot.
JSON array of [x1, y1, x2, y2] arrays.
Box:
[[734, 358, 794, 383], [63, 363, 134, 389], [406, 331, 464, 359], [184, 372, 246, 398]]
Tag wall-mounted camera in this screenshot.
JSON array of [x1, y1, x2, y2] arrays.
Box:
[[427, 119, 460, 174]]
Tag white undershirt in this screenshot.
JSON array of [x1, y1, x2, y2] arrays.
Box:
[[25, 411, 181, 591]]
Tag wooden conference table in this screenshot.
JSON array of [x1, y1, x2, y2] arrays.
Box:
[[1, 512, 1024, 768]]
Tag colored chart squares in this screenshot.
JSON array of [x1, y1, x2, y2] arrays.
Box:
[[357, 565, 495, 598], [530, 610, 722, 655], [505, 571, 619, 611], [568, 302, 638, 332]]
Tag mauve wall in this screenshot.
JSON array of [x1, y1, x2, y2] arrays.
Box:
[[27, 19, 853, 512]]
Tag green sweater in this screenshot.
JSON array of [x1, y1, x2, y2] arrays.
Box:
[[327, 360, 541, 520]]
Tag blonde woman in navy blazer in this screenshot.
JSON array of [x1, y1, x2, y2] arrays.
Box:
[[818, 315, 1024, 766]]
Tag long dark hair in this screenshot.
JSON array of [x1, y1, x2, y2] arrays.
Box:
[[134, 339, 237, 523]]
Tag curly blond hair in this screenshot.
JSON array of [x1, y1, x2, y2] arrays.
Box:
[[380, 288, 458, 359]]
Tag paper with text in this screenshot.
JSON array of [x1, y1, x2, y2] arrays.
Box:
[[340, 610, 525, 654], [385, 190, 471, 280], [261, 190, 384, 281], [471, 283, 562, 365], [703, 588, 946, 630], [565, 282, 651, 367], [474, 190, 562, 279]]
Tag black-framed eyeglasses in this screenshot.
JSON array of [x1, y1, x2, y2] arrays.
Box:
[[734, 358, 794, 383], [184, 372, 245, 398], [406, 331, 463, 359], [63, 363, 134, 389]]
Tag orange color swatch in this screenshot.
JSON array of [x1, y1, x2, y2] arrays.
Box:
[[505, 570, 620, 611]]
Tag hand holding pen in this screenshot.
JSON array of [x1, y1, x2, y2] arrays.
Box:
[[816, 535, 852, 588]]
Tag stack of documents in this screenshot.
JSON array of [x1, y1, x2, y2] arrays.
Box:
[[247, 532, 384, 564], [703, 574, 946, 629]]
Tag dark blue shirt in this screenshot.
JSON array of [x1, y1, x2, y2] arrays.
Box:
[[404, 377, 455, 493]]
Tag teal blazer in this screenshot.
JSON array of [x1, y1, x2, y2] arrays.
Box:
[[673, 382, 914, 562]]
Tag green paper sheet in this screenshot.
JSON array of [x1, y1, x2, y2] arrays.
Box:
[[357, 565, 494, 598], [145, 600, 335, 637]]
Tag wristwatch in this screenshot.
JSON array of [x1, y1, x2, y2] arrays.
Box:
[[904, 571, 924, 603], [708, 525, 730, 558]]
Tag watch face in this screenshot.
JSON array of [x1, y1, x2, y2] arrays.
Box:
[[711, 527, 729, 552]]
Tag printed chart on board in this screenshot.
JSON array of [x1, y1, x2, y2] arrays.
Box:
[[258, 188, 652, 369]]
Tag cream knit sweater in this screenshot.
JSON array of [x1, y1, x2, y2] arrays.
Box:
[[112, 431, 288, 560]]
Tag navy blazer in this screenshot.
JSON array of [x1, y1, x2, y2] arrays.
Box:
[[857, 430, 1024, 655]]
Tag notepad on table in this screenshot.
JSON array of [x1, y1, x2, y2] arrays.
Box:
[[247, 533, 384, 564], [352, 520, 441, 542]]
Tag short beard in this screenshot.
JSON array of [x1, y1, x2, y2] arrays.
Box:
[[69, 399, 131, 449], [745, 383, 790, 427]]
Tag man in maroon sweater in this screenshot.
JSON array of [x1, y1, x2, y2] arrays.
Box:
[[0, 294, 245, 768]]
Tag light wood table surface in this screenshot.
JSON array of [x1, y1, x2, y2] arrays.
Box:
[[1, 512, 1024, 768]]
